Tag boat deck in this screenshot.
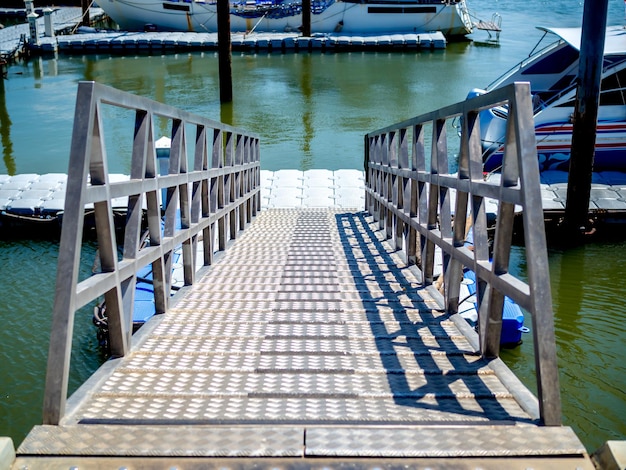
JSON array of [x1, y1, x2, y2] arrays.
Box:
[[16, 208, 592, 468]]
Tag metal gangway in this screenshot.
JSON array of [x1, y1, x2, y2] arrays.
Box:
[[13, 81, 593, 468]]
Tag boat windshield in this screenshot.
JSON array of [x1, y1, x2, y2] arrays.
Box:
[[486, 32, 567, 90], [539, 58, 626, 109]]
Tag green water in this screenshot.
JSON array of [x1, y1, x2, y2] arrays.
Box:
[[502, 243, 626, 451], [0, 0, 625, 453]]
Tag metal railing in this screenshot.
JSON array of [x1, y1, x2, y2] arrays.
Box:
[[364, 82, 561, 426], [43, 81, 261, 425]]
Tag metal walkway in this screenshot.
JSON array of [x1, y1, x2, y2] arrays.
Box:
[[17, 208, 589, 467], [11, 81, 596, 468]]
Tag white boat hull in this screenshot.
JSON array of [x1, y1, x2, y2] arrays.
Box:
[[474, 26, 626, 173], [97, 0, 473, 36]]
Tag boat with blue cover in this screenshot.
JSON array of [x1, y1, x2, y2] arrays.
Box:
[[455, 226, 528, 347], [97, 0, 474, 37], [92, 207, 198, 352]]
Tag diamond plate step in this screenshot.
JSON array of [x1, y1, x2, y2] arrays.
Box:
[[304, 425, 588, 457], [18, 424, 588, 459]]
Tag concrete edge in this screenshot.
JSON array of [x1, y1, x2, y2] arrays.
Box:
[[0, 437, 15, 470]]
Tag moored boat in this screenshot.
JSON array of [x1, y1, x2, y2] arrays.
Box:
[[469, 26, 626, 173], [97, 0, 474, 37]]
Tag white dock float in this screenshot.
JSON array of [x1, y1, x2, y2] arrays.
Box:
[[43, 30, 447, 54], [261, 169, 365, 209], [0, 170, 365, 223], [3, 169, 626, 227], [539, 170, 626, 211]]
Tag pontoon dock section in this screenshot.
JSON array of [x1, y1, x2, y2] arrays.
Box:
[[3, 169, 626, 231]]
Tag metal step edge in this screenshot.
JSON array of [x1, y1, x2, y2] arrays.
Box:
[[17, 424, 588, 459]]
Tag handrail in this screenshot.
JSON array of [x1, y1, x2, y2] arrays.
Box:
[[43, 81, 261, 425], [364, 82, 561, 426]]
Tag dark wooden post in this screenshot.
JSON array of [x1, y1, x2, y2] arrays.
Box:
[[301, 0, 311, 37], [217, 0, 233, 103], [81, 0, 90, 26], [563, 0, 609, 238]]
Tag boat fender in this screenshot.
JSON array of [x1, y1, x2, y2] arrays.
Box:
[[466, 88, 487, 100]]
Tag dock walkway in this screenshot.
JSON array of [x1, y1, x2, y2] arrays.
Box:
[[10, 81, 595, 468], [17, 208, 589, 467]]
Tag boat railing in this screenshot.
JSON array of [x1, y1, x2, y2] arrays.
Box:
[[42, 81, 261, 425], [364, 81, 561, 426], [485, 37, 563, 91]]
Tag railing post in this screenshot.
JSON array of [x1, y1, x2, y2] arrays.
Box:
[[236, 134, 246, 231], [43, 82, 96, 425], [513, 83, 562, 425], [225, 131, 236, 241], [412, 124, 425, 268], [210, 128, 222, 259], [218, 132, 229, 251], [397, 127, 409, 257], [445, 110, 475, 315], [388, 130, 398, 246], [379, 133, 388, 230]]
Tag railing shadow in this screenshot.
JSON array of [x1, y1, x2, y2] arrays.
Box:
[[363, 82, 560, 426], [337, 210, 532, 423]]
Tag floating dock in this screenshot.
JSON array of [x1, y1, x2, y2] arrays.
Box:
[[3, 169, 626, 230], [0, 6, 447, 57], [0, 170, 366, 226], [54, 30, 447, 54], [0, 7, 107, 59]]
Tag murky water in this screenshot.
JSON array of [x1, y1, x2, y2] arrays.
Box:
[[0, 0, 624, 452]]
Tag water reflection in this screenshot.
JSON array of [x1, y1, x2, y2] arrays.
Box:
[[548, 244, 626, 450], [0, 77, 15, 175], [299, 54, 314, 170], [220, 101, 234, 127], [553, 248, 585, 342]]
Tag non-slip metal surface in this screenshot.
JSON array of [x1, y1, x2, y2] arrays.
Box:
[[18, 209, 588, 461], [20, 423, 587, 458]]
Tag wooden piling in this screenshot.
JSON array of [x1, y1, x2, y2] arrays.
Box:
[[217, 0, 233, 103], [302, 0, 311, 37], [80, 0, 90, 26], [563, 0, 609, 239]]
